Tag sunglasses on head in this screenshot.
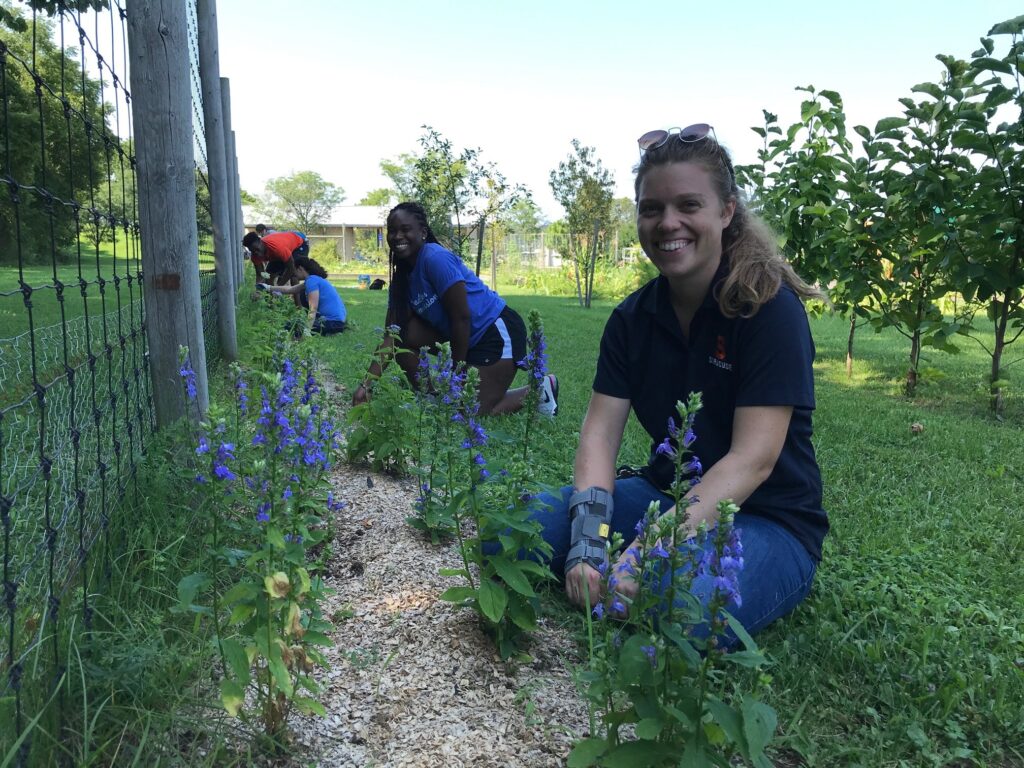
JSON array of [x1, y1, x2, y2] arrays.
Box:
[[637, 124, 715, 152]]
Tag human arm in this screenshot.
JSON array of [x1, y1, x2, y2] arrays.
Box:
[[564, 392, 631, 608], [439, 280, 471, 364], [306, 288, 320, 328], [257, 280, 305, 295], [353, 306, 399, 405]]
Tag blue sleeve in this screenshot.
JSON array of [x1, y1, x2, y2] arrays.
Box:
[[735, 289, 815, 409], [422, 247, 467, 297]]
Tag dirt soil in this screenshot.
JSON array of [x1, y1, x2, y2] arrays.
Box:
[[285, 462, 592, 767]]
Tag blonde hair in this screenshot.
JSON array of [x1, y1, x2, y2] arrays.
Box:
[[634, 135, 822, 317]]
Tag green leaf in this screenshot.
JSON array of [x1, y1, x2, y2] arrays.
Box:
[[439, 586, 477, 604], [875, 117, 909, 133], [635, 717, 663, 740], [741, 696, 778, 758], [616, 635, 657, 687], [491, 557, 536, 597], [706, 697, 747, 751], [220, 679, 245, 718], [438, 567, 470, 578], [507, 593, 538, 631], [602, 740, 679, 767], [725, 611, 760, 652], [566, 737, 607, 767], [266, 525, 287, 550], [221, 581, 260, 605], [176, 572, 210, 610], [220, 638, 251, 686], [679, 741, 715, 768], [911, 82, 945, 101], [477, 579, 508, 624], [267, 642, 294, 697], [293, 695, 327, 717], [722, 650, 766, 669]]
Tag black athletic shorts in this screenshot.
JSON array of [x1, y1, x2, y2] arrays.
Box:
[[466, 305, 527, 367]]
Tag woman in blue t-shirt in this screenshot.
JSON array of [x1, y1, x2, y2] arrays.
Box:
[[353, 202, 557, 416], [258, 255, 347, 335]]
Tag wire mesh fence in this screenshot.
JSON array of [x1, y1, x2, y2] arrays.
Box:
[[0, 1, 230, 762]]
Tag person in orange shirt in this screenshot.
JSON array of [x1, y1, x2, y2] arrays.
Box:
[[242, 230, 308, 284]]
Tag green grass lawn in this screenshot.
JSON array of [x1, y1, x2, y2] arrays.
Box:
[[310, 286, 1024, 766]]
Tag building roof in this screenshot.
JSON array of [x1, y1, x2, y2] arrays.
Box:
[[243, 204, 390, 230]]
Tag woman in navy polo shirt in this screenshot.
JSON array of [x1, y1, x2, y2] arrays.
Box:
[[534, 125, 828, 643], [353, 202, 558, 417]]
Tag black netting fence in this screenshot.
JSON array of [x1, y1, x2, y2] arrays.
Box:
[[0, 1, 233, 761]]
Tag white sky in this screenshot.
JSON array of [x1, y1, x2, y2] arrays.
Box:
[[214, 0, 1022, 221]]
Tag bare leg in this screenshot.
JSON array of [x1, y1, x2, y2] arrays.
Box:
[[477, 359, 528, 415]]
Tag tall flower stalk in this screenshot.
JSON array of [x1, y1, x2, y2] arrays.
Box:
[[175, 351, 340, 744], [570, 395, 776, 767]]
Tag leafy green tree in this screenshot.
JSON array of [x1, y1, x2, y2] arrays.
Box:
[[0, 3, 110, 262], [257, 170, 344, 234], [359, 188, 393, 207], [381, 127, 525, 274], [871, 63, 976, 395], [549, 139, 615, 307], [501, 197, 544, 234], [609, 197, 638, 255], [738, 91, 887, 378], [944, 16, 1024, 414]]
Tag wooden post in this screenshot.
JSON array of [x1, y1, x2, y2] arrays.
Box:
[[197, 0, 238, 360], [127, 0, 209, 425], [220, 78, 244, 294]]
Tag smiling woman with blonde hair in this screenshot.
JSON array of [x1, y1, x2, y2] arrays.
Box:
[[518, 124, 828, 644]]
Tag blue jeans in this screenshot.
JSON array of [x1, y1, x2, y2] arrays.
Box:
[[528, 477, 817, 645]]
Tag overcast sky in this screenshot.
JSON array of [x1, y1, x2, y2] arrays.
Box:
[[214, 0, 1022, 220]]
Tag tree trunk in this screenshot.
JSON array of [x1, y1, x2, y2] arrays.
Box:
[[991, 300, 1009, 416], [585, 220, 600, 308], [572, 236, 583, 306], [846, 314, 856, 379], [906, 330, 921, 397], [475, 216, 485, 277]]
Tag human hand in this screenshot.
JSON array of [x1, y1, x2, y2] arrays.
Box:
[[604, 545, 642, 618], [565, 562, 604, 610]]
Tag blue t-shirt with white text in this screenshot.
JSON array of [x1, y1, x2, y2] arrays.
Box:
[[395, 242, 504, 346]]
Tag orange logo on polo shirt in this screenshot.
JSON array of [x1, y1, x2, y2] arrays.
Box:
[[708, 335, 733, 371]]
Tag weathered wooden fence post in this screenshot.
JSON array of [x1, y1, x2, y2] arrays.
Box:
[[127, 0, 209, 424], [197, 0, 238, 359], [220, 78, 245, 292]]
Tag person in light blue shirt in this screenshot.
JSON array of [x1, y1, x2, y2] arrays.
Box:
[[352, 201, 558, 416], [258, 255, 347, 335]]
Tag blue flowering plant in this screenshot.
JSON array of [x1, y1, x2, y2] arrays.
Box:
[[569, 394, 777, 768], [174, 348, 341, 743], [405, 342, 468, 542], [438, 315, 555, 659]]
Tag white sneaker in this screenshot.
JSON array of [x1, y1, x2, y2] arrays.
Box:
[[538, 373, 558, 417]]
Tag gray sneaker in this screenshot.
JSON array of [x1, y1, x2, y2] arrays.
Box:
[[538, 374, 558, 417]]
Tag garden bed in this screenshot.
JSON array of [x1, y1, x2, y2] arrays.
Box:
[[285, 462, 590, 766]]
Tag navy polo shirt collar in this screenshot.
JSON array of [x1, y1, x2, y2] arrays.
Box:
[[640, 258, 731, 331]]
